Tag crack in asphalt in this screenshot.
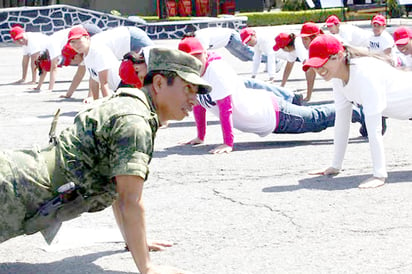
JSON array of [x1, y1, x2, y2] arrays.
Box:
[[212, 189, 302, 228]]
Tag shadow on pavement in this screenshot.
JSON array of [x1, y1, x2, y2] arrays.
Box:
[[167, 120, 220, 128], [45, 98, 84, 103], [230, 137, 367, 151], [0, 249, 128, 274], [156, 137, 368, 157], [262, 170, 412, 192]]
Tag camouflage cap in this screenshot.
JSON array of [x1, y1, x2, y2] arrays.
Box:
[[147, 47, 212, 94]]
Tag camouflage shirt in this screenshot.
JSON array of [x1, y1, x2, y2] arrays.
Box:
[[56, 88, 159, 211]]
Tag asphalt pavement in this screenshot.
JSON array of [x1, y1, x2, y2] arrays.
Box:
[[1, 21, 412, 274]]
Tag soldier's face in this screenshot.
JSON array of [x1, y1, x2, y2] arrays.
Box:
[[154, 75, 198, 123]]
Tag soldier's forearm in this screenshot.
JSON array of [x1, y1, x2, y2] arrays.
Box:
[[120, 199, 151, 274]]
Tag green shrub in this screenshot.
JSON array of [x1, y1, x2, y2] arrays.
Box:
[[387, 0, 405, 18], [237, 8, 346, 26]]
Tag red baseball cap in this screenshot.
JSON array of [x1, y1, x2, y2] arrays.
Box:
[[326, 15, 341, 27], [393, 27, 412, 46], [119, 59, 142, 88], [61, 43, 78, 66], [273, 33, 292, 51], [371, 14, 386, 26], [10, 25, 25, 41], [302, 35, 344, 72], [300, 22, 323, 37], [178, 37, 205, 55], [67, 26, 90, 42], [240, 28, 256, 44]]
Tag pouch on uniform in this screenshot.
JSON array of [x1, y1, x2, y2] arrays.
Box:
[[23, 191, 90, 244]]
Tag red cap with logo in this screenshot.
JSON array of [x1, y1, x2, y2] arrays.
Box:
[[300, 22, 323, 37], [67, 26, 90, 42], [240, 28, 256, 44], [178, 37, 205, 55], [326, 15, 341, 27], [302, 35, 344, 72], [61, 43, 78, 66], [10, 25, 25, 40], [273, 33, 293, 51], [119, 59, 142, 88], [371, 14, 386, 26], [393, 27, 412, 45]]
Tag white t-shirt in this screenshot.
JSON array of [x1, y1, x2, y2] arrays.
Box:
[[400, 53, 412, 68], [83, 43, 121, 90], [195, 27, 236, 49], [47, 28, 71, 60], [23, 32, 50, 55], [277, 36, 306, 63], [367, 30, 394, 54], [276, 48, 297, 63], [252, 34, 277, 77], [92, 26, 131, 60], [331, 57, 412, 177], [294, 36, 308, 62], [334, 24, 370, 48], [199, 58, 277, 136]]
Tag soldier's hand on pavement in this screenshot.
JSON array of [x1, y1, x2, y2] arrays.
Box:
[[147, 240, 173, 252], [209, 144, 233, 154], [358, 176, 385, 189], [180, 137, 203, 146], [308, 166, 340, 176]]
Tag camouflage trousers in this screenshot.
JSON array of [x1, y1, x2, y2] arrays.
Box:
[[0, 147, 53, 243]]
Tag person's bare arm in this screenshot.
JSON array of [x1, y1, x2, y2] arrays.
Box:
[[115, 175, 186, 274], [98, 69, 113, 97], [47, 57, 60, 91], [30, 52, 40, 83], [304, 68, 316, 101], [15, 55, 30, 84], [383, 47, 392, 57], [61, 65, 86, 98], [281, 61, 294, 87], [115, 175, 150, 273], [89, 77, 100, 100], [34, 71, 47, 90]]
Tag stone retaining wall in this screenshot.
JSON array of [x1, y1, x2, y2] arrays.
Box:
[[0, 4, 247, 42]]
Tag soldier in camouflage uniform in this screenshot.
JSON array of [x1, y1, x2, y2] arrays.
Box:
[[0, 47, 211, 274]]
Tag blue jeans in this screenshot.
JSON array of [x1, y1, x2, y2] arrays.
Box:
[[243, 78, 295, 103], [226, 33, 267, 63], [274, 99, 336, 133], [128, 27, 154, 52]]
